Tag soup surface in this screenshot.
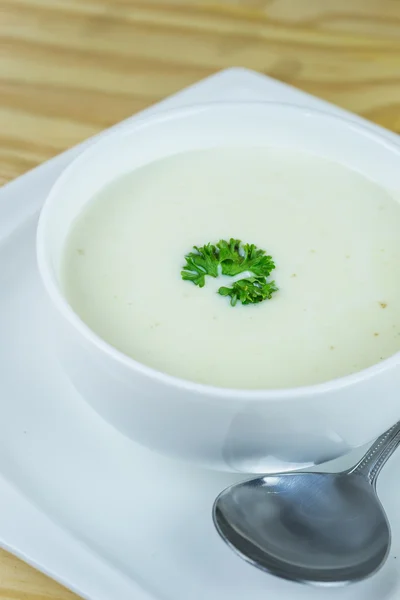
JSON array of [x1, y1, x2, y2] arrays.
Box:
[[62, 147, 400, 389]]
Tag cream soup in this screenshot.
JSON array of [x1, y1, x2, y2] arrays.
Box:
[[61, 147, 400, 389]]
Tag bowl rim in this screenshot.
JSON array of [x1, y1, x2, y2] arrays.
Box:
[[36, 100, 400, 401]]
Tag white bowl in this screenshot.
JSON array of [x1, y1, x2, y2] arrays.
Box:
[[36, 102, 400, 473]]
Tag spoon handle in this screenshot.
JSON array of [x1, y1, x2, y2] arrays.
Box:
[[350, 421, 400, 486]]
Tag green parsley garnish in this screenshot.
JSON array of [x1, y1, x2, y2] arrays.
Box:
[[219, 276, 278, 307], [181, 238, 278, 306], [217, 239, 275, 277], [181, 243, 219, 287]]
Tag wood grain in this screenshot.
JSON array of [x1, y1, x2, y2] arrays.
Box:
[[0, 0, 399, 597]]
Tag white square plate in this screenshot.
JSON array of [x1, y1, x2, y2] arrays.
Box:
[[0, 68, 399, 600]]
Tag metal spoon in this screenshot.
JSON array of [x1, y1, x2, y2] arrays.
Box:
[[213, 421, 400, 585]]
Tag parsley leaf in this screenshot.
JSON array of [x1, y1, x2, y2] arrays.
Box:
[[181, 243, 219, 288], [218, 276, 278, 307], [217, 238, 275, 277]]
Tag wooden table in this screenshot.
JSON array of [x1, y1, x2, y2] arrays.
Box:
[[0, 0, 399, 597]]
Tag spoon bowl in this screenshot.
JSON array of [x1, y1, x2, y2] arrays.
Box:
[[213, 422, 400, 585], [214, 472, 390, 585]]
